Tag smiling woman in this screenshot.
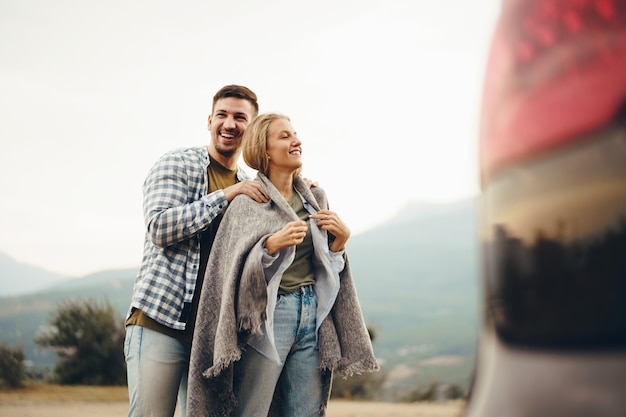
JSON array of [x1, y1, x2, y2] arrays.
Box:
[[187, 112, 378, 417]]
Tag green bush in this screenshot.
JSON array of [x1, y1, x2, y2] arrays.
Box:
[[0, 343, 27, 388], [34, 298, 126, 385]]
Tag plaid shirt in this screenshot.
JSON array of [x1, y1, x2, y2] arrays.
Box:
[[127, 146, 249, 330]]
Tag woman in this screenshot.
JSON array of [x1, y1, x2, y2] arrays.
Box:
[[187, 113, 378, 417]]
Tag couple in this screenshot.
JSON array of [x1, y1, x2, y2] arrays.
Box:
[[124, 85, 378, 417]]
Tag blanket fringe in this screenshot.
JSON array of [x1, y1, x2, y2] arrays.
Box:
[[237, 316, 264, 339], [202, 350, 242, 379], [319, 356, 380, 378], [318, 357, 341, 372]]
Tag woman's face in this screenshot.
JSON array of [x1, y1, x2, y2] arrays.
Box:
[[267, 118, 302, 174]]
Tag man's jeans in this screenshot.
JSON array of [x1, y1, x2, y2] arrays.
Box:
[[124, 325, 190, 417], [233, 285, 323, 417]]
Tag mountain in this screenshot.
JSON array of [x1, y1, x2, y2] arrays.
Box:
[[47, 268, 139, 293], [351, 198, 480, 347], [0, 267, 138, 370], [0, 198, 481, 396], [347, 198, 481, 395], [0, 252, 67, 297]]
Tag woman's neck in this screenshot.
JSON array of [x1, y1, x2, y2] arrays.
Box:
[[269, 171, 294, 200]]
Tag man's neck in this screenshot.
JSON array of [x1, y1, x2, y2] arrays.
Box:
[[206, 145, 238, 171]]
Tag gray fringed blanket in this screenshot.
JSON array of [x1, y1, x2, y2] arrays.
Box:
[[187, 173, 379, 417]]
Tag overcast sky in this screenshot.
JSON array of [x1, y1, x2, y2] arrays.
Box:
[[0, 0, 500, 277]]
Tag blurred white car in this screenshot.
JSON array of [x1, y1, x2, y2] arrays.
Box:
[[463, 1, 626, 416]]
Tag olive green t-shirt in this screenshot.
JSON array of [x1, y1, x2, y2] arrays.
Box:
[[279, 192, 316, 295], [126, 155, 237, 343]]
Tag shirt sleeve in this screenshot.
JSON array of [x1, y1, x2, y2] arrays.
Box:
[[328, 249, 346, 273], [261, 247, 280, 268], [143, 152, 228, 248]]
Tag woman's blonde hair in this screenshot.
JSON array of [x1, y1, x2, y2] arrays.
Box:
[[242, 112, 302, 178]]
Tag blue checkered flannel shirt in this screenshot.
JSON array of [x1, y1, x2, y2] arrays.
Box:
[[126, 146, 249, 330]]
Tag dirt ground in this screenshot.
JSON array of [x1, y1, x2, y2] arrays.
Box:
[[0, 385, 467, 417], [0, 400, 466, 417]]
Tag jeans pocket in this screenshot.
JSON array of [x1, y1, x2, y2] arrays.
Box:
[[275, 294, 285, 308], [123, 325, 135, 359]]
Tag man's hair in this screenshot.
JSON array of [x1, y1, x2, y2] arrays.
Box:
[[242, 112, 301, 179], [212, 85, 259, 117]]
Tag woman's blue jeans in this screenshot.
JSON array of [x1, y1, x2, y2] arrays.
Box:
[[124, 325, 190, 417], [233, 285, 323, 417]]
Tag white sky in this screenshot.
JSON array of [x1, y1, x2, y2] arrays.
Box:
[[0, 0, 500, 277]]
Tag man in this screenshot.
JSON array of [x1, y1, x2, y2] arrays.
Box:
[[124, 85, 269, 417]]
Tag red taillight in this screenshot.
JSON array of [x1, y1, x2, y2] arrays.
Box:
[[479, 0, 626, 181], [479, 0, 626, 348]]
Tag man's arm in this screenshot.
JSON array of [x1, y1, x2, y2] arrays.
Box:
[[143, 153, 227, 248]]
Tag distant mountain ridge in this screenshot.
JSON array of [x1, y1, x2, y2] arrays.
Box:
[[0, 252, 67, 297], [0, 197, 481, 396], [0, 251, 138, 297], [47, 268, 139, 292]]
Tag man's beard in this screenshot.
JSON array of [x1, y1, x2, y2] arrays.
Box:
[[216, 144, 236, 158]]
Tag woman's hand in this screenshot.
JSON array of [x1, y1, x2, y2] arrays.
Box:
[[310, 210, 351, 252], [264, 220, 308, 255]]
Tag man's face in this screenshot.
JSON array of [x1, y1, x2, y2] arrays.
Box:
[[208, 97, 255, 158]]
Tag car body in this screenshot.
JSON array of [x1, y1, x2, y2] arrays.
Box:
[[462, 1, 626, 416]]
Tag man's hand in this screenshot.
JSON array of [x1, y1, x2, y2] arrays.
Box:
[[303, 177, 318, 188], [223, 181, 269, 203], [264, 221, 308, 255]]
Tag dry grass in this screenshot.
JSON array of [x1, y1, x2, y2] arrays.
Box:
[[0, 383, 129, 405], [0, 384, 466, 417]]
